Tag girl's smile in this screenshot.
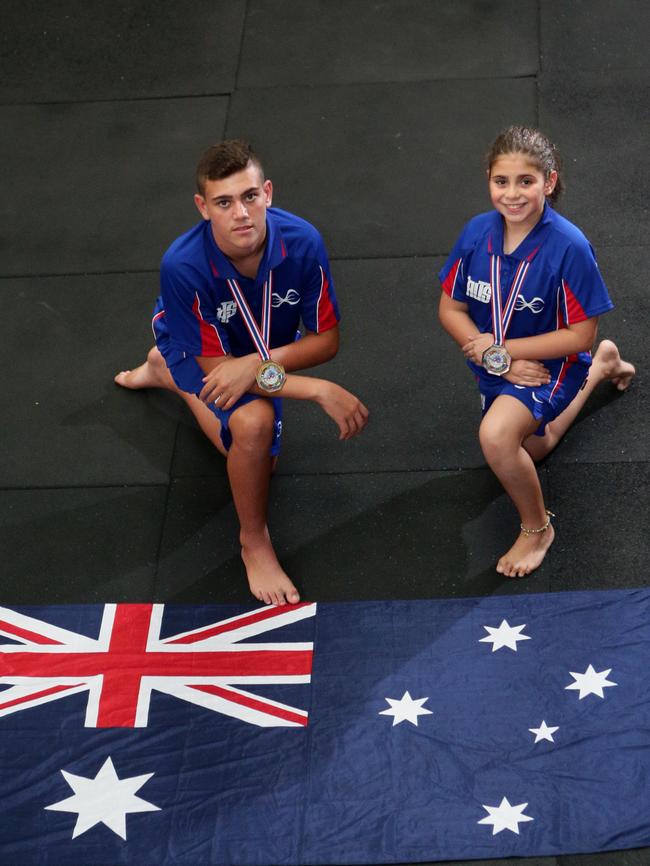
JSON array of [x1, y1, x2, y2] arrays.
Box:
[[488, 153, 557, 237]]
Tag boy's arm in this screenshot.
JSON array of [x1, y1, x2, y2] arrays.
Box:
[[197, 326, 339, 406], [195, 351, 368, 440]]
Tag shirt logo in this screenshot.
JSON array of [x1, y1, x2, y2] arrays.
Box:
[[467, 276, 491, 303], [272, 289, 301, 307], [216, 300, 237, 322], [515, 295, 545, 313]]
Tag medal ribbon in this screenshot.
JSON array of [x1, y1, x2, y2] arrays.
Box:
[[226, 271, 273, 361], [489, 255, 530, 346]]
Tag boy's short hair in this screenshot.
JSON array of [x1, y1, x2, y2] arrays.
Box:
[[195, 139, 264, 194]]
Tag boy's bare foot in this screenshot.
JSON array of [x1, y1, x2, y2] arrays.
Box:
[[496, 523, 555, 578], [241, 533, 300, 606], [592, 339, 636, 391], [114, 347, 173, 390]]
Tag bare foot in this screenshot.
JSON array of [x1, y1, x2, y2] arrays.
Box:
[[496, 523, 555, 578], [114, 347, 173, 390], [241, 533, 300, 606], [592, 339, 636, 391]]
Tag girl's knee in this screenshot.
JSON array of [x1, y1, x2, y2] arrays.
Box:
[[479, 415, 507, 456]]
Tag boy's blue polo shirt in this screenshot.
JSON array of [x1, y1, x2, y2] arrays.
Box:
[[158, 207, 340, 367]]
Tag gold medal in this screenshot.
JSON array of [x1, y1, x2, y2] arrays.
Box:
[[256, 360, 286, 392]]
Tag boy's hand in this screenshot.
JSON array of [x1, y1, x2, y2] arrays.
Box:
[[199, 355, 259, 408], [315, 381, 369, 439]]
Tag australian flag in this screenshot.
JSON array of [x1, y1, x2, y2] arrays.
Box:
[[0, 588, 649, 864]]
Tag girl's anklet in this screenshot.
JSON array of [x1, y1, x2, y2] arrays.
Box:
[[520, 510, 555, 536]]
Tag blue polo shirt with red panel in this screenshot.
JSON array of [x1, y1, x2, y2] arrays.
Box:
[[439, 203, 614, 391], [155, 206, 339, 370]]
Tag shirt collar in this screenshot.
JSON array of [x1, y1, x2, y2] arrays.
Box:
[[490, 202, 554, 261]]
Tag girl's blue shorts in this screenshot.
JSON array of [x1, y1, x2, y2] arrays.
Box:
[[478, 362, 589, 436]]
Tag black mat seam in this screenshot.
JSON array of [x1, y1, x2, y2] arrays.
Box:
[[535, 0, 541, 126], [0, 93, 233, 108], [170, 459, 645, 481], [231, 73, 540, 91], [233, 0, 251, 93], [0, 483, 171, 493], [153, 420, 183, 583], [0, 269, 159, 280], [2, 244, 648, 280], [537, 0, 545, 77]]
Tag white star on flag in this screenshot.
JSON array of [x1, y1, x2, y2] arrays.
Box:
[[479, 620, 531, 652], [379, 691, 432, 726], [478, 796, 534, 835], [529, 720, 559, 742], [45, 756, 160, 839], [565, 664, 617, 699]]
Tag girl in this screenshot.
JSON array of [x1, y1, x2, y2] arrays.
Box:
[[438, 126, 635, 578]]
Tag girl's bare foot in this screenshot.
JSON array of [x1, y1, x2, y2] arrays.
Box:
[[241, 532, 300, 606], [496, 523, 555, 578], [114, 347, 173, 390], [592, 340, 636, 391]]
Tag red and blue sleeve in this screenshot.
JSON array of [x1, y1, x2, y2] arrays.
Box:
[[160, 259, 230, 357], [438, 225, 472, 300], [299, 239, 340, 334], [558, 241, 614, 326]]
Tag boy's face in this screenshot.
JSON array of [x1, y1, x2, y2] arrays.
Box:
[[194, 162, 272, 261]]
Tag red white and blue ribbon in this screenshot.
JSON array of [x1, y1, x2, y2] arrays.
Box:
[[226, 272, 273, 360], [489, 255, 530, 346]]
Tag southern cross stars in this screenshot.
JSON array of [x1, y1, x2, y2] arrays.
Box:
[[565, 664, 617, 699], [478, 797, 534, 835], [45, 756, 160, 839], [379, 691, 433, 726], [529, 720, 559, 743], [479, 620, 531, 652]]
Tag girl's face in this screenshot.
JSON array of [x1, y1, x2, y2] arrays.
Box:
[[488, 153, 557, 235]]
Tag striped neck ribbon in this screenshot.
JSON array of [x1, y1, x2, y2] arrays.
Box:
[[226, 272, 273, 361], [489, 255, 531, 346]]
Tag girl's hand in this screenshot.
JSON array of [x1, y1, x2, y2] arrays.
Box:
[[461, 333, 493, 364], [503, 360, 551, 387]]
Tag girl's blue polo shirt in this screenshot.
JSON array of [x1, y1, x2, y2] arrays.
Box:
[[439, 204, 614, 384]]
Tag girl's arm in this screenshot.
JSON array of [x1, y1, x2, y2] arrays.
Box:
[[439, 292, 552, 386], [462, 318, 598, 365], [438, 292, 480, 346]]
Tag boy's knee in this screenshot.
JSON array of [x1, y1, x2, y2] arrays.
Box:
[[229, 400, 275, 452]]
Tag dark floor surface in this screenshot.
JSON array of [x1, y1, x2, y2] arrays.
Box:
[[1, 2, 648, 865]]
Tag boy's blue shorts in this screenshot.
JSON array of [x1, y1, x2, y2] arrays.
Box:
[[478, 363, 589, 436], [153, 306, 283, 456]]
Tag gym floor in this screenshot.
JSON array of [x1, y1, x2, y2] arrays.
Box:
[[1, 3, 648, 865]]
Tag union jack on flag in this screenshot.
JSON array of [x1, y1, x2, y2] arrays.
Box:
[[0, 602, 316, 729]]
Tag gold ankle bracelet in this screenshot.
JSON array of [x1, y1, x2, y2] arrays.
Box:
[[520, 510, 555, 536]]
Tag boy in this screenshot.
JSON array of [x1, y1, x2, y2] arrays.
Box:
[[116, 140, 368, 605]]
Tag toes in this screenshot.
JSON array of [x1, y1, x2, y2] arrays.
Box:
[[287, 589, 300, 604]]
